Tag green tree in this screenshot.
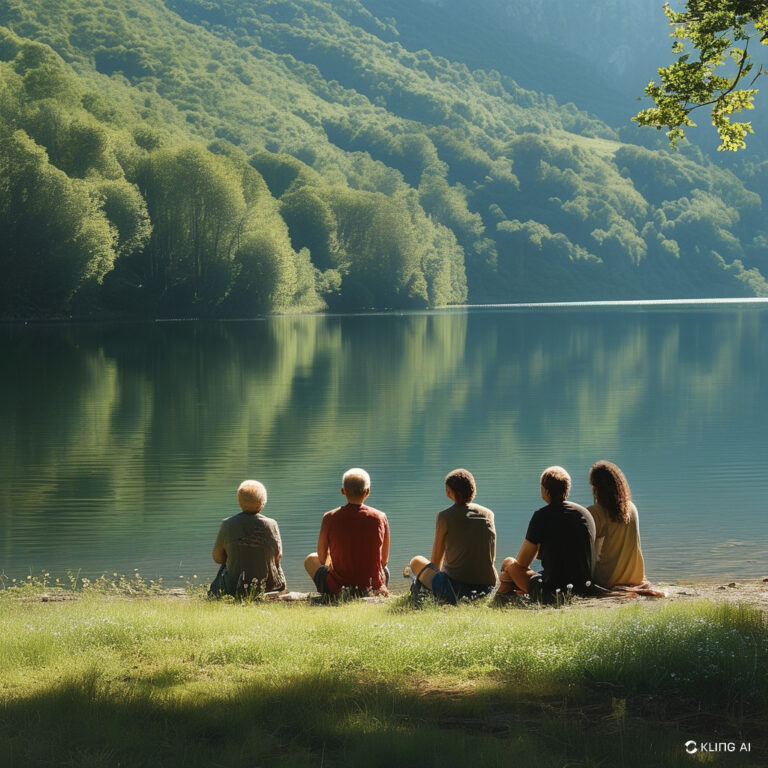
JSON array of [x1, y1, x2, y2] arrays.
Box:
[[636, 1, 768, 150], [23, 101, 110, 178], [0, 130, 117, 315], [134, 145, 247, 313], [94, 178, 152, 260], [279, 185, 340, 270]]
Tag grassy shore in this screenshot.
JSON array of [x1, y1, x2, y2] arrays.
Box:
[[0, 580, 766, 767]]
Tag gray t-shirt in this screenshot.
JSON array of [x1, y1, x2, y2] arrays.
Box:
[[214, 512, 286, 593], [438, 502, 497, 585]]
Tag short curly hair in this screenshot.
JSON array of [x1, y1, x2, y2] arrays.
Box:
[[445, 468, 476, 504], [540, 466, 571, 502]]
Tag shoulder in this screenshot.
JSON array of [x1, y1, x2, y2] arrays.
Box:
[[526, 504, 549, 531], [525, 504, 550, 541], [320, 507, 343, 529], [322, 507, 342, 521], [260, 513, 280, 529], [565, 501, 592, 517], [467, 502, 494, 520], [216, 513, 243, 539], [565, 502, 595, 534], [587, 502, 606, 520], [361, 504, 388, 521]]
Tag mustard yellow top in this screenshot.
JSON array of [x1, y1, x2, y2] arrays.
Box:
[[588, 501, 646, 587]]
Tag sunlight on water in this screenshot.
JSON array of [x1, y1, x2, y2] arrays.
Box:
[[1, 304, 767, 588]]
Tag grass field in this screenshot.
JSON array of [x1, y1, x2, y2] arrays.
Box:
[[0, 580, 765, 767]]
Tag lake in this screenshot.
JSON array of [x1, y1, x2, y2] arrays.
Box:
[[1, 302, 767, 590]]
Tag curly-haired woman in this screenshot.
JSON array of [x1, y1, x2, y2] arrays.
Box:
[[587, 461, 646, 588]]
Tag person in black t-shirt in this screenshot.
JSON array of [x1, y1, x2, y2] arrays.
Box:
[[497, 466, 595, 603]]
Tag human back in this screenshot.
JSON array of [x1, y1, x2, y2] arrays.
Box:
[[323, 502, 388, 593], [304, 468, 390, 596], [498, 466, 595, 601], [408, 468, 497, 604], [588, 461, 645, 587], [217, 512, 285, 593], [210, 479, 286, 596], [439, 501, 497, 586], [526, 499, 594, 594]]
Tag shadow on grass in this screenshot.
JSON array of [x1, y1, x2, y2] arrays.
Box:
[[1, 670, 765, 768]]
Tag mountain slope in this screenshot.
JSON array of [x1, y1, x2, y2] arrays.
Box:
[[1, 0, 766, 318]]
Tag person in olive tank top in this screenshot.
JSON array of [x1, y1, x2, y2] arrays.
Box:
[[408, 468, 497, 604]]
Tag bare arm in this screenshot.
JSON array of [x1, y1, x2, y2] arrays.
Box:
[[430, 516, 448, 569], [212, 541, 227, 564], [275, 525, 283, 566], [317, 515, 331, 566], [381, 519, 390, 567], [515, 539, 539, 570]]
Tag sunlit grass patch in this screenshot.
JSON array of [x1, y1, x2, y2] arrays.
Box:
[[0, 583, 765, 767]]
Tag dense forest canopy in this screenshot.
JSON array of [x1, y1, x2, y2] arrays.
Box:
[[1, 0, 768, 317]]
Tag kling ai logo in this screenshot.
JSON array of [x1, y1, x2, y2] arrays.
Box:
[[684, 740, 752, 754]]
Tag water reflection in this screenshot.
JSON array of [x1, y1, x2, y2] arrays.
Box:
[[1, 306, 766, 586]]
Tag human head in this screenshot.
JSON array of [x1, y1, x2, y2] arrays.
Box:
[[589, 460, 632, 523], [342, 467, 371, 503], [445, 468, 476, 504], [237, 480, 267, 512], [540, 466, 571, 503]]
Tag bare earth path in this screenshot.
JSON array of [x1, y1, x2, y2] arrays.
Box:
[[575, 578, 768, 612]]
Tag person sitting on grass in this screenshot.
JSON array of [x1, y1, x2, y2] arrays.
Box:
[[209, 479, 286, 597], [304, 468, 390, 598], [408, 468, 497, 605], [588, 460, 653, 591], [497, 466, 595, 603]]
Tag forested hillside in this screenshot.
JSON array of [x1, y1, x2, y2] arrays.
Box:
[[1, 0, 767, 318]]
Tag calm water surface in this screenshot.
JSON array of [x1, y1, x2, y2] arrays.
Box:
[[2, 304, 767, 588]]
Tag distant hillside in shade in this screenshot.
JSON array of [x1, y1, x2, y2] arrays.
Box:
[[1, 0, 767, 318]]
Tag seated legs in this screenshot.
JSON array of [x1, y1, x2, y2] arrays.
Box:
[[408, 555, 437, 590], [496, 556, 535, 595], [304, 552, 324, 580]]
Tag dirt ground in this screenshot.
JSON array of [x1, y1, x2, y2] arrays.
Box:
[[21, 577, 768, 612], [574, 578, 768, 612]]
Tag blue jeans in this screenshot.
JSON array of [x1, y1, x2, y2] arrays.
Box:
[[430, 570, 494, 605]]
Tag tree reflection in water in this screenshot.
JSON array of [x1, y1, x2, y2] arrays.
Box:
[[1, 305, 766, 584]]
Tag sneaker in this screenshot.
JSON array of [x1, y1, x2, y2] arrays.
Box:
[[410, 577, 424, 607]]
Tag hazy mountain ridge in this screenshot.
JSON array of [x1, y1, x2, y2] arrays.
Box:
[[1, 0, 767, 318], [368, 0, 768, 156]]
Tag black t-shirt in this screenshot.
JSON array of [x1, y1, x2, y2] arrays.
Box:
[[525, 501, 595, 594]]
